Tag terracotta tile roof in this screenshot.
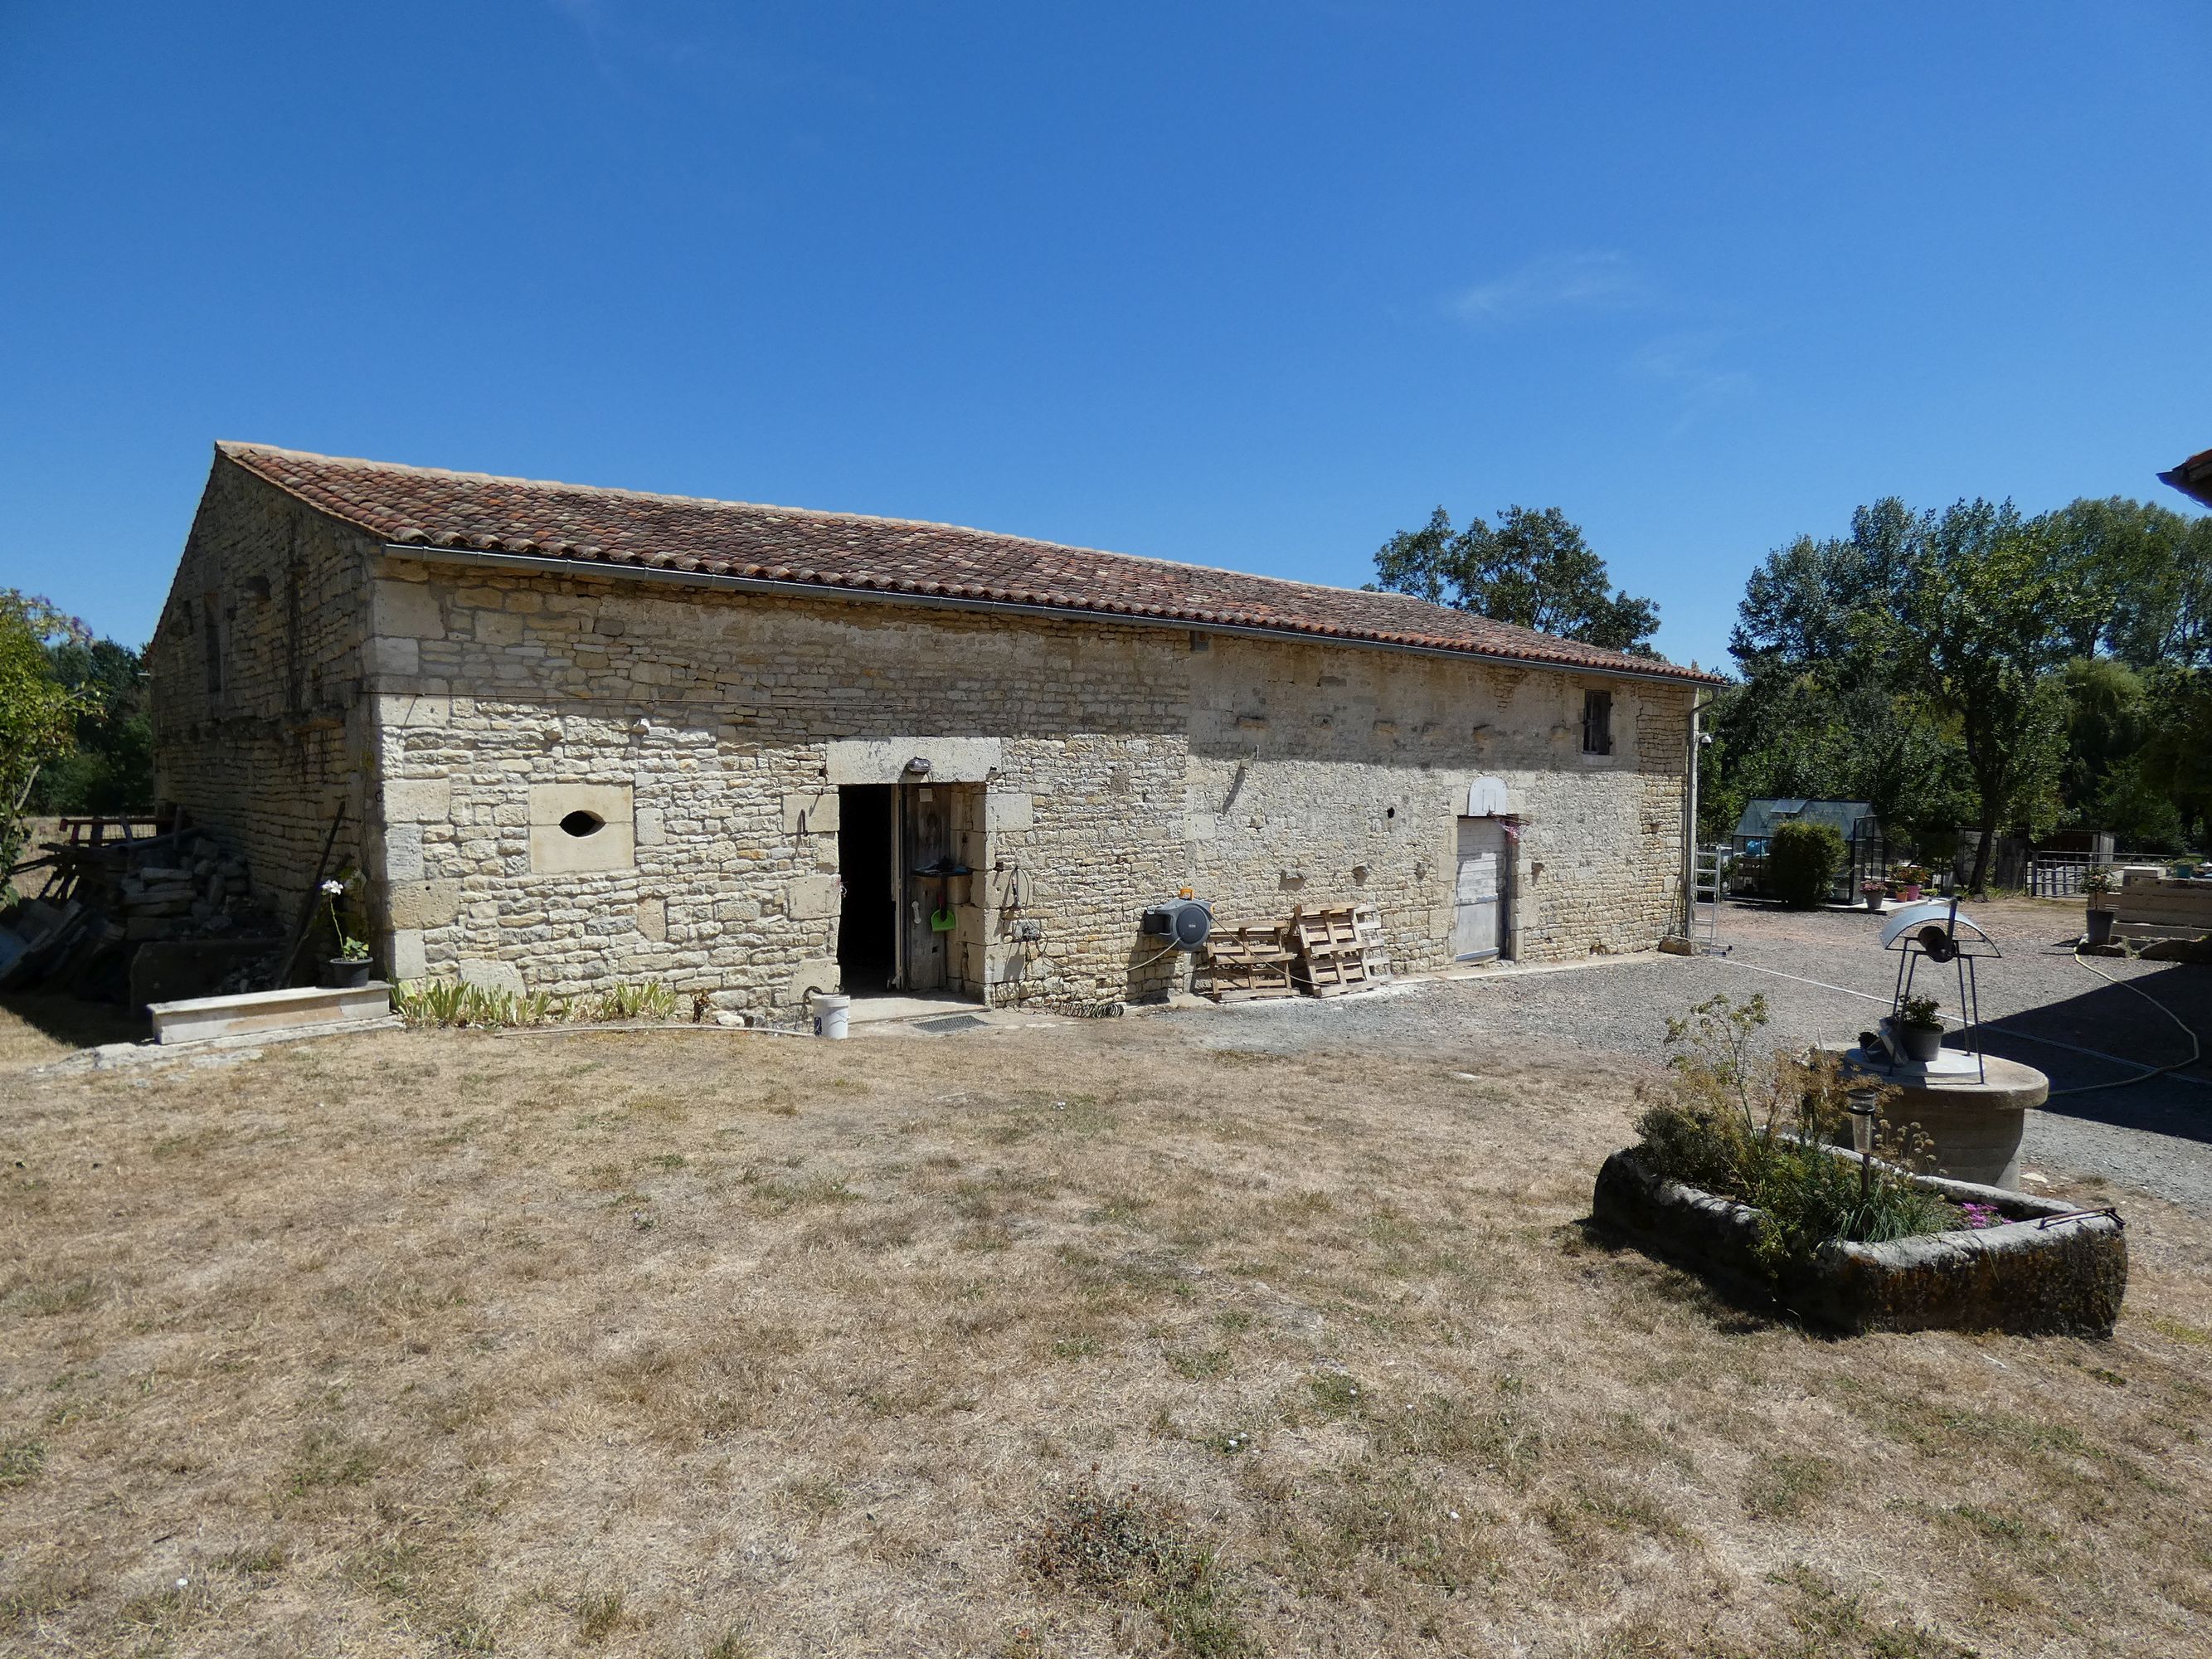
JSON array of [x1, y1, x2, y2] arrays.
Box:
[[216, 442, 1714, 684], [2161, 445, 2212, 510]]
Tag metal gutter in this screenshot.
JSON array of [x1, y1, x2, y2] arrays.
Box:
[[377, 542, 1716, 690], [1681, 686, 1717, 938]]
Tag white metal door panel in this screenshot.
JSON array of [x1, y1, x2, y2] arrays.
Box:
[[1453, 816, 1505, 960]]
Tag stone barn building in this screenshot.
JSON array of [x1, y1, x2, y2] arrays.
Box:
[[148, 444, 1716, 1014]]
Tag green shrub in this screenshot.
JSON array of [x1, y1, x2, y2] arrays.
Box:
[[1634, 994, 1956, 1276], [1767, 820, 1847, 909]]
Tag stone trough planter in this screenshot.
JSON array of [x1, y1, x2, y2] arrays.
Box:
[[1592, 1146, 2127, 1336]]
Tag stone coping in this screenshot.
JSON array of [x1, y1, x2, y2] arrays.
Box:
[[148, 982, 395, 1045], [1592, 1146, 2127, 1337]]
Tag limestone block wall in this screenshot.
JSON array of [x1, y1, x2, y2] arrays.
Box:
[[1184, 638, 1688, 976], [357, 552, 1694, 1010], [146, 460, 374, 917]]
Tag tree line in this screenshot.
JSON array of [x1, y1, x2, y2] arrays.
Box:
[[0, 590, 152, 888], [1371, 494, 2212, 890]]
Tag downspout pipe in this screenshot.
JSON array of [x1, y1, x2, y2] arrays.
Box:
[[1681, 688, 1715, 939]]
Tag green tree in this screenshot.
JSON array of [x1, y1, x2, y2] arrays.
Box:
[[28, 636, 153, 814], [1714, 500, 1969, 850], [0, 591, 90, 897], [1369, 504, 1660, 654], [1887, 501, 2085, 891]]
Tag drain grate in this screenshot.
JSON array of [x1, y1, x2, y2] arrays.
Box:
[[914, 1013, 989, 1034]]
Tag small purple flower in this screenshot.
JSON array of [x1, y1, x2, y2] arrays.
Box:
[[1961, 1201, 2004, 1230]]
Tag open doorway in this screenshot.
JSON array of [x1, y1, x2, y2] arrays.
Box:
[[838, 785, 897, 995]]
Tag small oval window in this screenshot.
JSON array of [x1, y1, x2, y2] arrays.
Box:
[[560, 810, 605, 838]]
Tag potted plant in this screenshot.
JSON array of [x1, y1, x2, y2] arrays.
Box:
[[2082, 865, 2117, 946], [1893, 992, 1945, 1063], [318, 876, 374, 988], [1860, 878, 1886, 912], [1895, 864, 1928, 903]]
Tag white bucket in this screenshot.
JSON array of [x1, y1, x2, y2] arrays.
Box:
[[812, 993, 851, 1040]]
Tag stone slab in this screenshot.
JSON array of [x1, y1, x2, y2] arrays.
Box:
[[824, 737, 1002, 785], [527, 782, 634, 873], [1592, 1145, 2126, 1337], [148, 982, 394, 1045]]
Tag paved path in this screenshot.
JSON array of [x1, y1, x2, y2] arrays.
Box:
[[1169, 898, 2212, 1214]]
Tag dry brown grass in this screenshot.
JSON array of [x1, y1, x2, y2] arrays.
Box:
[[2, 1003, 2210, 1657]]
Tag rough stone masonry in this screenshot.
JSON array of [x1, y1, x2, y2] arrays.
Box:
[[148, 445, 1718, 1015]]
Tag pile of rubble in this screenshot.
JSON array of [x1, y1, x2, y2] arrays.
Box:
[[2, 823, 283, 1002], [108, 834, 260, 941]]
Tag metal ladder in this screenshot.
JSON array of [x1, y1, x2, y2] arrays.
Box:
[[1693, 844, 1730, 955]]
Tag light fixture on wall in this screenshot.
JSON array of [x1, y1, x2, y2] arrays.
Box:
[[907, 757, 931, 775]]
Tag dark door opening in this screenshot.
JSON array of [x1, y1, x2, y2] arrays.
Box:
[[838, 785, 897, 995]]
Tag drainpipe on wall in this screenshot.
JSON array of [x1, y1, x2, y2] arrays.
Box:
[[1680, 689, 1714, 939]]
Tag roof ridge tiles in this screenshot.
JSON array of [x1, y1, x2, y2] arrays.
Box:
[[211, 440, 1718, 684]]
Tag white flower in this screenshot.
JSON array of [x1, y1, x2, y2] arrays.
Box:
[[320, 879, 344, 896]]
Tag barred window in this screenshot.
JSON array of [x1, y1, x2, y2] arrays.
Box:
[[1582, 688, 1613, 756]]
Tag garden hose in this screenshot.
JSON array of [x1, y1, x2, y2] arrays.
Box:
[[2043, 946, 2203, 1098]]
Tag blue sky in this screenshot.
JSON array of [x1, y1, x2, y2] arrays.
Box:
[[3, 2, 2205, 670]]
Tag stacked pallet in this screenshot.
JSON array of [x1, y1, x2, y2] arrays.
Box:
[[1195, 922, 1296, 1001], [1352, 903, 1392, 984], [1290, 904, 1377, 996]]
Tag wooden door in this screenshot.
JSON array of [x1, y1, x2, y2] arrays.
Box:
[[1453, 816, 1507, 961], [901, 782, 953, 991]]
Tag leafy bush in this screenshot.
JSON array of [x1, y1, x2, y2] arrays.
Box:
[[1634, 994, 1956, 1275], [1767, 820, 1847, 909]]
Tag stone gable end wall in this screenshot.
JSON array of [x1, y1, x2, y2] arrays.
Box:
[[146, 461, 376, 917], [361, 554, 1693, 1010]]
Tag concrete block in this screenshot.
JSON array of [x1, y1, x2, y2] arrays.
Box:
[[149, 982, 393, 1045], [985, 791, 1033, 833], [781, 790, 840, 834], [385, 778, 452, 825], [824, 736, 1001, 785], [787, 874, 843, 920], [459, 958, 526, 995], [388, 879, 463, 929]]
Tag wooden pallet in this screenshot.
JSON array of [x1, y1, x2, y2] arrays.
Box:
[[1290, 906, 1364, 955], [1351, 903, 1393, 983], [1197, 923, 1296, 1001], [1293, 951, 1370, 996]]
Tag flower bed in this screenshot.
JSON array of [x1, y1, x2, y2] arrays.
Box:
[[1592, 1145, 2127, 1335], [1595, 991, 2127, 1335]]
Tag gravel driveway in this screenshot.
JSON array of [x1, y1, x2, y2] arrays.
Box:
[[1166, 898, 2212, 1214]]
